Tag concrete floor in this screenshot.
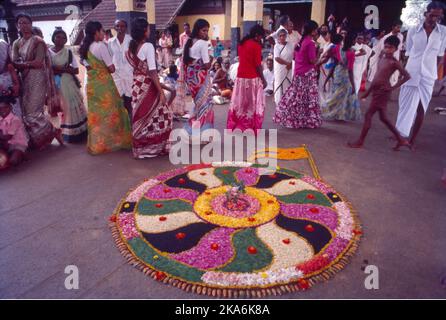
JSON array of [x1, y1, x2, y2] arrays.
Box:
[[1, 93, 445, 299]]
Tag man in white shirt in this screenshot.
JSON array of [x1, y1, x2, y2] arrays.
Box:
[[108, 19, 133, 118], [268, 16, 301, 49], [268, 16, 300, 82], [368, 21, 404, 85], [317, 24, 330, 48], [396, 1, 446, 146], [228, 56, 239, 83], [263, 57, 274, 96], [179, 22, 191, 50], [267, 15, 290, 46], [352, 34, 372, 95], [285, 21, 301, 49]]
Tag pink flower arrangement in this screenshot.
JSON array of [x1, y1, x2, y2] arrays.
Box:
[[211, 194, 260, 218], [118, 213, 139, 240]]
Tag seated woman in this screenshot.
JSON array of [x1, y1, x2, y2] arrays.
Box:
[[0, 96, 28, 169], [165, 62, 179, 84], [212, 60, 232, 104]]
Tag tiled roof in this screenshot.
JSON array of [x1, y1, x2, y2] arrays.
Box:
[[14, 0, 82, 6], [15, 0, 187, 30], [77, 0, 116, 32], [71, 0, 116, 44], [155, 0, 186, 30]]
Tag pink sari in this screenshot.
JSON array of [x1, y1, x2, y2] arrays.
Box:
[[226, 77, 265, 133]]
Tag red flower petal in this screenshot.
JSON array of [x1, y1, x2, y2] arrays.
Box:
[[186, 163, 211, 171], [247, 246, 257, 254], [155, 271, 166, 281], [176, 232, 186, 240], [305, 224, 315, 232], [296, 255, 330, 275], [298, 279, 310, 290]]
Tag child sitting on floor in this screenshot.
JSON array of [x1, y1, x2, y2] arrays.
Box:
[[348, 35, 411, 151], [0, 96, 28, 169], [165, 62, 179, 84]]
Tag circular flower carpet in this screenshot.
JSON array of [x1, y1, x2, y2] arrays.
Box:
[[110, 163, 361, 297]]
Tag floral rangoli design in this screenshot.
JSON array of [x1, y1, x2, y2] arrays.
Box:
[[110, 163, 361, 297]]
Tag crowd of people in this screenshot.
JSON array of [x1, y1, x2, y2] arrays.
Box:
[[1, 1, 446, 171]]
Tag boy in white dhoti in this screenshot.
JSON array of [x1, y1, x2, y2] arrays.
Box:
[[108, 20, 133, 120], [353, 34, 373, 95], [396, 1, 446, 147]]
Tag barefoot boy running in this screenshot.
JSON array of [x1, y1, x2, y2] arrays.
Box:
[[348, 35, 411, 150]]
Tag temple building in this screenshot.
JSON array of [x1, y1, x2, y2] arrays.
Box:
[[0, 0, 416, 47]]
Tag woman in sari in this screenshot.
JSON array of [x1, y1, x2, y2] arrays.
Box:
[[0, 39, 21, 116], [182, 19, 214, 137], [50, 29, 87, 143], [322, 33, 361, 121], [79, 21, 131, 155], [12, 14, 63, 150], [318, 33, 344, 106], [273, 29, 294, 106], [126, 18, 174, 158], [227, 24, 266, 133], [273, 20, 322, 129]]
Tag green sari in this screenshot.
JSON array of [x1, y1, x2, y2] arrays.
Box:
[[86, 52, 131, 155]]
